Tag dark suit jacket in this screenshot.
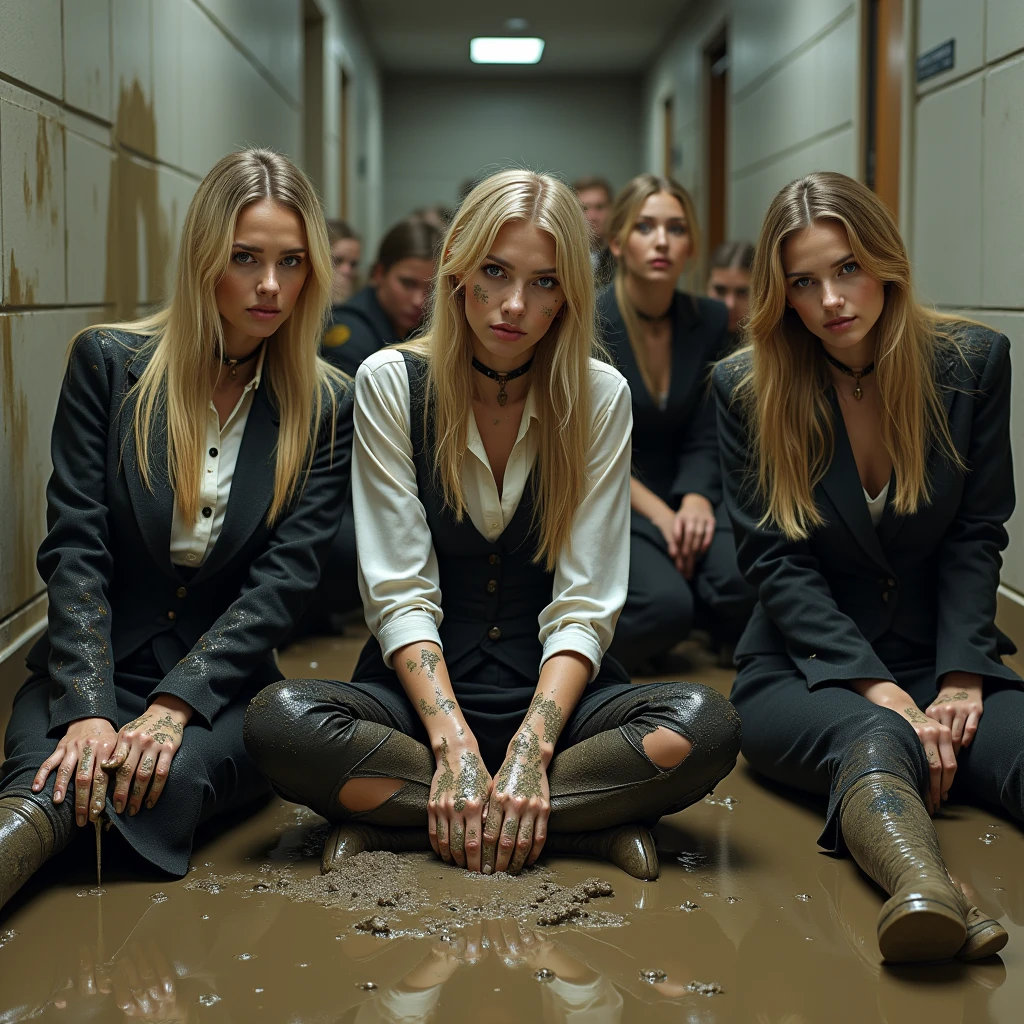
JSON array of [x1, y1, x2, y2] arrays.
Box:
[[28, 329, 354, 731], [321, 285, 400, 376], [713, 326, 1020, 690], [598, 285, 730, 507]]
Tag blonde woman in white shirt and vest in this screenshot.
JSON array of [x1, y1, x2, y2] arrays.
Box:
[[0, 149, 352, 913], [245, 170, 740, 880]]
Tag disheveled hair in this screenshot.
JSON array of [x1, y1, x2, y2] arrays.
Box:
[[74, 147, 345, 526], [731, 170, 964, 540], [607, 174, 701, 397], [400, 169, 602, 571]]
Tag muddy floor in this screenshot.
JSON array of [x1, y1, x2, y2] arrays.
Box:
[[1, 632, 1021, 1022]]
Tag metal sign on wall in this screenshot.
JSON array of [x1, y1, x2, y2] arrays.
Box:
[[916, 38, 955, 83]]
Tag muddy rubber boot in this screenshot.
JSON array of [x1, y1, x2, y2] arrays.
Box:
[[0, 794, 70, 914], [840, 773, 966, 963], [321, 823, 432, 874], [544, 824, 659, 880], [956, 903, 1008, 961]]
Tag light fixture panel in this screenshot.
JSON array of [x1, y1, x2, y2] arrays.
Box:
[[470, 37, 545, 64]]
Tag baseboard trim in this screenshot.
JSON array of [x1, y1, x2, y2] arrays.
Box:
[[0, 595, 47, 666]]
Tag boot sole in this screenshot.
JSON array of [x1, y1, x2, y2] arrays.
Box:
[[956, 918, 1008, 961], [878, 897, 966, 963]]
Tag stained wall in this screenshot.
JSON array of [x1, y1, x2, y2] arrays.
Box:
[[0, 0, 383, 669]]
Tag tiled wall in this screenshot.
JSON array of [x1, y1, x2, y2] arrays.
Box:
[[911, 0, 1024, 599], [0, 0, 383, 665]]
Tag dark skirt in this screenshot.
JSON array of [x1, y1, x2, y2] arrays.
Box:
[[1, 636, 270, 876]]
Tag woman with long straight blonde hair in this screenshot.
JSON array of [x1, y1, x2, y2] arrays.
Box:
[[714, 171, 1018, 963], [599, 174, 754, 674], [0, 148, 352, 912], [245, 169, 740, 881]]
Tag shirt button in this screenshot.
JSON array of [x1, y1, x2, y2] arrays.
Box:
[[209, 447, 218, 457], [488, 554, 500, 565], [491, 522, 498, 529], [202, 506, 212, 518], [167, 610, 177, 621], [488, 626, 502, 640], [808, 653, 817, 659], [187, 554, 197, 562], [176, 586, 187, 599], [487, 580, 498, 594]]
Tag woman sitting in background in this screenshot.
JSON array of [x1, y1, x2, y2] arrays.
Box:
[[327, 218, 362, 305], [599, 174, 755, 673], [244, 170, 740, 882], [0, 148, 352, 913], [707, 239, 754, 345], [714, 170, 1017, 963]]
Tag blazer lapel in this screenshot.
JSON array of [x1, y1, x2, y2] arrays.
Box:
[[119, 348, 178, 580], [818, 391, 893, 573], [193, 381, 279, 582]]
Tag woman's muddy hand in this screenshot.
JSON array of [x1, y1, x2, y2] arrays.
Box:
[[33, 718, 119, 827], [428, 734, 491, 871], [483, 723, 551, 875], [926, 673, 984, 756], [101, 697, 192, 816]]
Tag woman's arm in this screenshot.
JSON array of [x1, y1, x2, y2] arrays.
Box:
[[712, 360, 894, 689], [154, 384, 354, 726], [630, 476, 677, 550]]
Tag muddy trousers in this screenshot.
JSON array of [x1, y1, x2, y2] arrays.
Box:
[[243, 678, 741, 832], [731, 654, 1024, 852]]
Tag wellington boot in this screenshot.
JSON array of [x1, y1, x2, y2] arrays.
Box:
[[956, 904, 1008, 962], [545, 824, 659, 880], [840, 773, 966, 963], [0, 795, 66, 914], [321, 823, 431, 874]]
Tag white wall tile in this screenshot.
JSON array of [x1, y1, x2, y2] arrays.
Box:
[[915, 0, 985, 95], [0, 101, 66, 305], [112, 0, 155, 156], [65, 132, 114, 306], [986, 0, 1024, 64], [0, 0, 63, 100], [731, 15, 856, 175], [64, 0, 112, 121], [981, 55, 1024, 309], [911, 76, 983, 307]]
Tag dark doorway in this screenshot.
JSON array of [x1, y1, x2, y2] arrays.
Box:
[[663, 96, 674, 179], [303, 0, 325, 192], [705, 29, 728, 257], [863, 0, 903, 215], [340, 68, 351, 219]]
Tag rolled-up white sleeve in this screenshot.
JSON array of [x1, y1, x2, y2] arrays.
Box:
[[352, 351, 443, 665], [538, 363, 632, 680]]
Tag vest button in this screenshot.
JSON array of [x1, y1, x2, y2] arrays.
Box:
[[176, 586, 187, 598], [202, 506, 212, 518], [488, 626, 502, 640], [487, 580, 498, 594], [167, 610, 177, 621], [488, 553, 500, 565]]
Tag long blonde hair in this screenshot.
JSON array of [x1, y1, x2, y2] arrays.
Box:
[[400, 169, 599, 571], [607, 174, 701, 396], [80, 148, 344, 525], [732, 171, 963, 540]]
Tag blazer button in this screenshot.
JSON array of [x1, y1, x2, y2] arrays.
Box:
[[488, 554, 500, 565], [488, 626, 502, 640], [487, 580, 498, 594], [202, 506, 212, 518], [176, 586, 187, 599], [167, 610, 177, 621], [886, 578, 896, 588], [808, 653, 817, 659], [882, 592, 889, 603]]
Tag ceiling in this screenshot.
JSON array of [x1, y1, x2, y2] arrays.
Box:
[[352, 0, 690, 74]]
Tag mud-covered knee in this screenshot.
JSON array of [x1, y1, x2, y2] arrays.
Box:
[[243, 678, 338, 764], [668, 683, 741, 761]]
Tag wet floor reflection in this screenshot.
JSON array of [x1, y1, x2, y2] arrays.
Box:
[[0, 635, 1020, 1022]]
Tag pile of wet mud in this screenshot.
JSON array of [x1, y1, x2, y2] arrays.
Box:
[[185, 851, 624, 933]]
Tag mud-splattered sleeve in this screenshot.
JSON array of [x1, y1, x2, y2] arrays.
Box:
[[40, 330, 119, 730]]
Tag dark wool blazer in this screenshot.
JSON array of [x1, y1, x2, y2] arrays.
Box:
[[712, 326, 1020, 690], [598, 285, 730, 508], [28, 329, 353, 731]]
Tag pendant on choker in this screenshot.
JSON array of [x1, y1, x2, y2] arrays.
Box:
[[220, 340, 264, 380], [471, 355, 534, 406]]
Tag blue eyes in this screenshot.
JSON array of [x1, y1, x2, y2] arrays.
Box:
[[481, 263, 559, 290], [791, 262, 859, 289], [232, 251, 304, 268], [483, 264, 504, 278], [634, 222, 688, 236]]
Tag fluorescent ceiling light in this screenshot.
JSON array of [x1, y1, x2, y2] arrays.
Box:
[[470, 37, 545, 64]]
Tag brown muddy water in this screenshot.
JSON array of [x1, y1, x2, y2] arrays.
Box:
[[0, 633, 1021, 1022]]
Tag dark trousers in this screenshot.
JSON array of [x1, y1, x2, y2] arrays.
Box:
[[611, 506, 756, 672], [732, 651, 1024, 852], [1, 640, 271, 876]]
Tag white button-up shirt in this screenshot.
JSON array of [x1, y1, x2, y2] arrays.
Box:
[[169, 348, 266, 567], [352, 347, 632, 680]]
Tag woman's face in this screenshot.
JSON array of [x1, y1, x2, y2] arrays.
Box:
[[781, 219, 885, 357], [707, 266, 751, 333], [611, 192, 692, 284], [463, 219, 565, 371], [215, 199, 310, 351], [330, 237, 361, 304], [373, 257, 435, 338]]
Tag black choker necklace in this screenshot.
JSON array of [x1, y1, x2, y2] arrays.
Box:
[[220, 340, 264, 380], [636, 305, 673, 322], [823, 348, 874, 400], [472, 355, 534, 406]]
